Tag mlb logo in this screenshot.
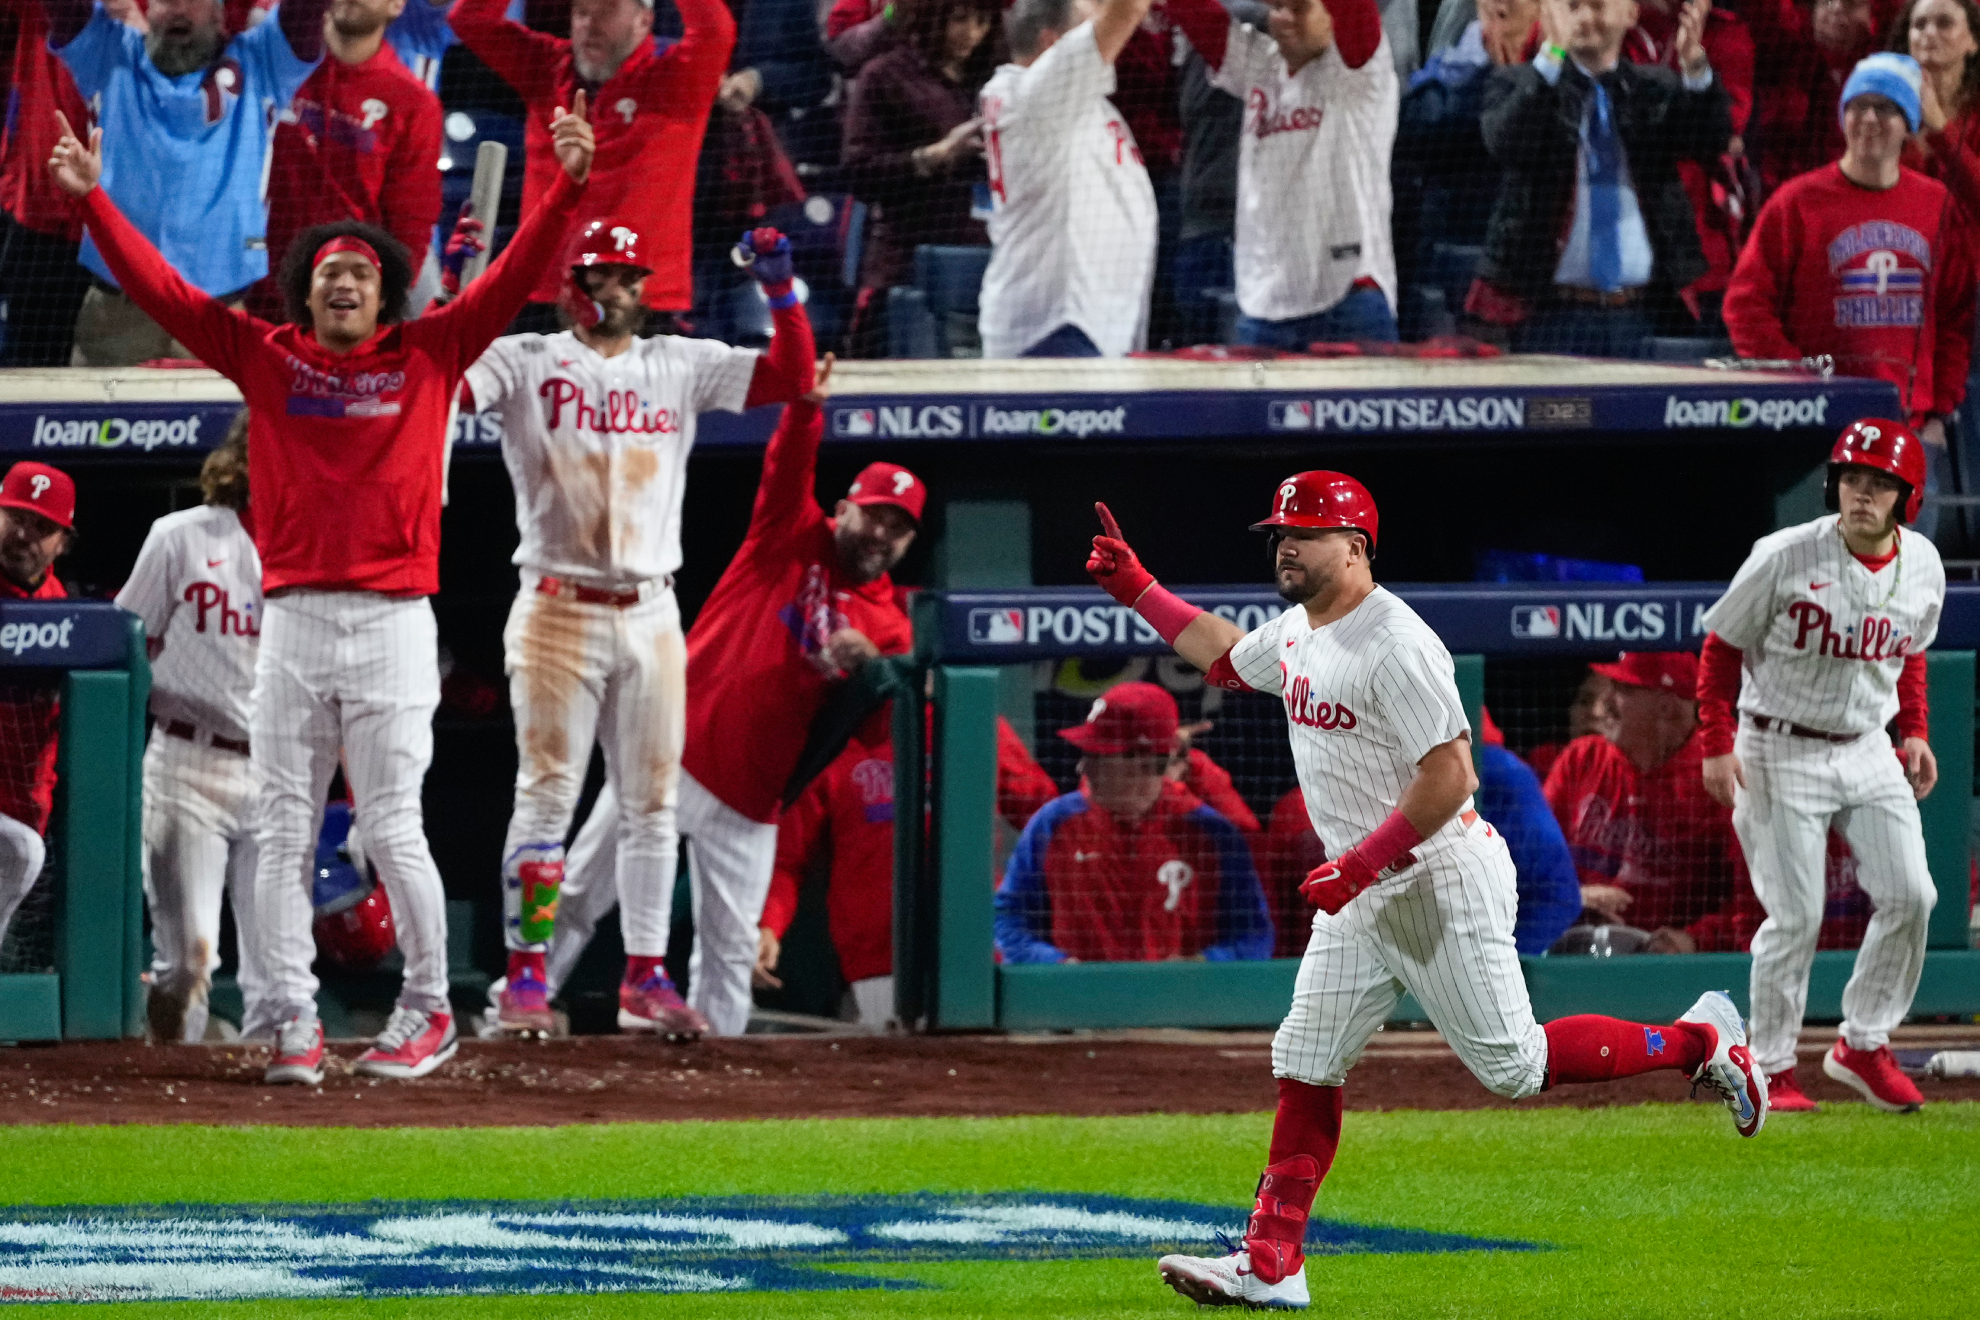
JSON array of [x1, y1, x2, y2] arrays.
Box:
[[1268, 400, 1314, 431], [1510, 606, 1561, 639], [835, 408, 877, 437], [968, 608, 1025, 644]]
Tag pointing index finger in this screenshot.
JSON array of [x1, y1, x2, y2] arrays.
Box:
[[1094, 502, 1123, 541]]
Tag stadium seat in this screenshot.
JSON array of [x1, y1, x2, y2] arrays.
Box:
[[910, 246, 992, 358]]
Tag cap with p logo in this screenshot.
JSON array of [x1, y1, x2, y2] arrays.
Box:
[[0, 462, 75, 531], [846, 461, 926, 524]]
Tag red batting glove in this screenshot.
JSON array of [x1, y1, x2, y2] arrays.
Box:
[[1087, 502, 1155, 607], [1300, 849, 1386, 915]]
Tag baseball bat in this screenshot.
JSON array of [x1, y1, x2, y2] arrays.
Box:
[[461, 139, 507, 287]]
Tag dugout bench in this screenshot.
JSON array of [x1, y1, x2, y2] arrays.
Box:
[[893, 583, 1980, 1033]]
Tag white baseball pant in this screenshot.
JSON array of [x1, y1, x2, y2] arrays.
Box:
[[0, 810, 45, 952], [141, 728, 269, 1041], [547, 769, 777, 1035], [1273, 818, 1549, 1101], [1734, 724, 1936, 1077], [501, 578, 684, 957], [249, 592, 451, 1025]]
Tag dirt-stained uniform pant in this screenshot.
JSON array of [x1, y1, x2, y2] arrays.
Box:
[[1734, 724, 1936, 1077], [141, 728, 269, 1040], [548, 770, 778, 1036], [250, 592, 451, 1025], [1273, 818, 1550, 1100], [501, 577, 685, 959]]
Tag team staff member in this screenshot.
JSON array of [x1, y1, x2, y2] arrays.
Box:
[[450, 0, 733, 324], [1081, 474, 1765, 1310], [1699, 419, 1945, 1115], [1165, 0, 1401, 346], [464, 223, 814, 1039], [115, 422, 270, 1045], [48, 98, 593, 1085], [995, 683, 1274, 964], [0, 463, 76, 960], [252, 0, 445, 320], [548, 371, 925, 1036]]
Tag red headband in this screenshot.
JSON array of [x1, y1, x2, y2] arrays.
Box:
[[313, 236, 381, 271]]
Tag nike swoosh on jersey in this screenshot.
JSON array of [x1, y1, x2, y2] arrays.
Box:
[[206, 558, 225, 567], [1809, 581, 1831, 589]]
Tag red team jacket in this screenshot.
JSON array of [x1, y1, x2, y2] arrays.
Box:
[[77, 170, 587, 596], [1542, 732, 1738, 933], [0, 0, 90, 240], [1724, 163, 1976, 424], [0, 569, 64, 835], [448, 0, 733, 311], [1260, 787, 1327, 959], [681, 401, 915, 825], [253, 42, 443, 318]]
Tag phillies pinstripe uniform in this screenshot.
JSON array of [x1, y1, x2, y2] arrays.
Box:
[[463, 330, 755, 974], [1223, 589, 1551, 1095], [1702, 515, 1944, 1080], [115, 503, 268, 1042]]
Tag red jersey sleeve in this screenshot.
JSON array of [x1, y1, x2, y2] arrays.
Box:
[[638, 0, 736, 117], [1326, 0, 1383, 69], [77, 187, 265, 380], [1722, 193, 1803, 362], [380, 72, 445, 272], [742, 299, 817, 407], [1697, 632, 1744, 758], [765, 772, 831, 937], [415, 168, 586, 375], [748, 399, 826, 542], [1702, 13, 1754, 133], [1895, 651, 1929, 742], [446, 0, 563, 101]]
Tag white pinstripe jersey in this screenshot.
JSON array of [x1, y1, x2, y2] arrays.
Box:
[[465, 331, 758, 587], [1225, 587, 1476, 858], [114, 505, 262, 742], [1703, 515, 1944, 737]]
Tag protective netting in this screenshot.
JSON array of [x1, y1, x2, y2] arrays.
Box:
[[0, 675, 63, 975], [5, 0, 1972, 369]]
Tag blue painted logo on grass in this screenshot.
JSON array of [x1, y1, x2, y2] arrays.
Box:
[[0, 1194, 1536, 1302]]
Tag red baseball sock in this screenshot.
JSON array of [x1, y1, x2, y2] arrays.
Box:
[[1242, 1080, 1340, 1285], [506, 950, 546, 983], [1268, 1078, 1343, 1173], [1543, 1015, 1711, 1087], [624, 955, 667, 986]]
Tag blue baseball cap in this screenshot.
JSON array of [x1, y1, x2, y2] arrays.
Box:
[[1840, 52, 1924, 134]]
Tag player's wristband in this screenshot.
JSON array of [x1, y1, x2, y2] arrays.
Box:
[[1134, 582, 1204, 646], [764, 281, 800, 310], [1355, 809, 1426, 875]]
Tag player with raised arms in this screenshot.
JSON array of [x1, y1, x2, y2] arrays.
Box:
[[460, 222, 816, 1039], [48, 96, 594, 1085], [1697, 420, 1946, 1114], [1085, 474, 1768, 1310]]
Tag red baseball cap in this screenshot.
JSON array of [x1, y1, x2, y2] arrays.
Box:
[[847, 462, 926, 524], [0, 462, 75, 531], [1058, 681, 1179, 755], [1590, 651, 1698, 698]]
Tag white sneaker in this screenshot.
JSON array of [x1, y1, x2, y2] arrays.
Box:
[[1158, 1244, 1309, 1310], [1679, 990, 1768, 1137]]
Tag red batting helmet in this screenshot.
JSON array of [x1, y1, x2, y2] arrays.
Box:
[[560, 219, 652, 329], [1251, 471, 1379, 554], [1826, 418, 1926, 523], [313, 875, 396, 973]]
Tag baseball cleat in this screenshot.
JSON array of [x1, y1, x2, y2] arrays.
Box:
[[1679, 990, 1768, 1137], [1157, 1239, 1309, 1310], [619, 969, 709, 1041], [354, 1008, 459, 1080], [1764, 1068, 1819, 1113], [496, 969, 557, 1036], [1823, 1042, 1924, 1113], [266, 1015, 325, 1086]]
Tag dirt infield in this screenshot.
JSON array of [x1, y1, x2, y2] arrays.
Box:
[[1, 1025, 1974, 1126]]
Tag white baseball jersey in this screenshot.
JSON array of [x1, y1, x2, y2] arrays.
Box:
[[464, 331, 758, 586], [978, 21, 1158, 358], [1223, 587, 1476, 858], [1214, 26, 1398, 321], [114, 505, 263, 742], [1703, 515, 1945, 737]]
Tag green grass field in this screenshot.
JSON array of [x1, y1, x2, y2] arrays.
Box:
[[10, 1103, 1977, 1318]]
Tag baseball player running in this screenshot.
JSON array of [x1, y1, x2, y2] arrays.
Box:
[[1698, 419, 1945, 1114], [49, 98, 594, 1085], [539, 376, 923, 1036], [114, 420, 270, 1043], [0, 462, 77, 959], [1085, 472, 1767, 1310], [461, 222, 816, 1039]]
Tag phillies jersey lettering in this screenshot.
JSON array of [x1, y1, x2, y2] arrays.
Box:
[[1247, 88, 1323, 139], [183, 582, 261, 637], [285, 355, 408, 418], [1704, 514, 1945, 736], [1828, 221, 1929, 329], [114, 504, 263, 742], [1226, 587, 1474, 860], [466, 330, 757, 585]]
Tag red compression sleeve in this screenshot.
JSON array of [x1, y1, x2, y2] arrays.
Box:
[[1328, 0, 1383, 68], [1135, 582, 1203, 645], [1165, 0, 1231, 68], [1696, 633, 1744, 758], [1205, 648, 1251, 692], [1352, 809, 1424, 874], [743, 299, 817, 408], [1896, 652, 1929, 742]]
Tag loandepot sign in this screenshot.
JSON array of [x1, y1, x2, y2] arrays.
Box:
[[0, 1194, 1535, 1302]]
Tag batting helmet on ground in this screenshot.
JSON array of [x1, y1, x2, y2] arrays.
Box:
[[1826, 419, 1926, 523], [311, 803, 396, 972], [560, 219, 653, 329], [1251, 471, 1379, 554]]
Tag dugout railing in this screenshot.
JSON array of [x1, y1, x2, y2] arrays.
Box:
[[893, 583, 1980, 1032], [0, 602, 148, 1042]]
